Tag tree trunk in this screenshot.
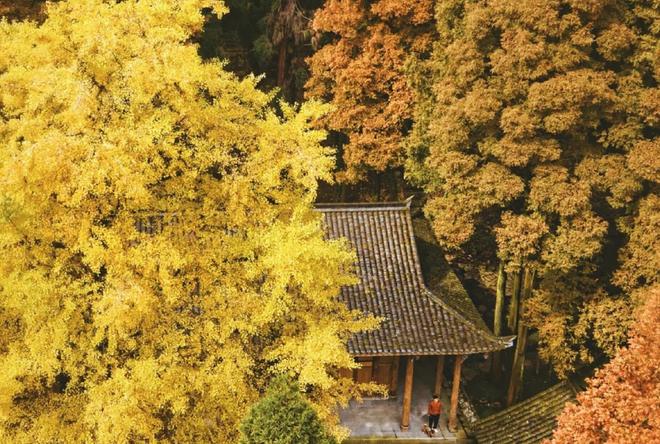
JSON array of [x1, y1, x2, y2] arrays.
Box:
[[374, 170, 382, 200], [491, 262, 507, 380], [507, 265, 522, 332], [396, 169, 405, 200], [534, 353, 541, 375], [506, 268, 535, 406], [507, 322, 527, 407], [277, 41, 287, 89]]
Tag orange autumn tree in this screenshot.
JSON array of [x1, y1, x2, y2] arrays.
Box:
[[306, 0, 434, 181], [407, 0, 659, 383], [613, 194, 660, 293], [548, 285, 660, 443]]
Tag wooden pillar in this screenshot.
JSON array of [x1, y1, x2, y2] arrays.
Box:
[[400, 357, 414, 431], [277, 41, 287, 88], [434, 355, 445, 397], [449, 355, 465, 432]]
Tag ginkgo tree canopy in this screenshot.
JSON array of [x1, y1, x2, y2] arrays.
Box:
[[0, 1, 374, 442]]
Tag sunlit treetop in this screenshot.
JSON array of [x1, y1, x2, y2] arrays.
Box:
[[406, 0, 658, 375], [0, 1, 375, 442], [306, 0, 435, 182], [549, 285, 660, 443]]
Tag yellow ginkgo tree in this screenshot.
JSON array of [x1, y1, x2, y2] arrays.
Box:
[[0, 1, 374, 442]]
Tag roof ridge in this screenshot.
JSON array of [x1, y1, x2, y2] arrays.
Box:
[[401, 205, 514, 350], [422, 286, 515, 348], [314, 197, 412, 211]]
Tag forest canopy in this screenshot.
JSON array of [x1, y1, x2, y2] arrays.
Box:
[[0, 1, 374, 442], [549, 285, 660, 443], [306, 0, 435, 181], [405, 0, 659, 376], [0, 0, 658, 442]]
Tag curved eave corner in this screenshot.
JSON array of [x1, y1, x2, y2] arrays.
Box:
[[423, 287, 516, 353]]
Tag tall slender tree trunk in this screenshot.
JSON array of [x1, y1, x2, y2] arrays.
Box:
[[507, 264, 522, 331], [506, 268, 535, 406], [277, 41, 287, 89], [396, 169, 405, 200], [373, 170, 382, 200], [491, 261, 507, 380]]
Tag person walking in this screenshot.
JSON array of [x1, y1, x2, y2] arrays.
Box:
[[428, 393, 442, 433]]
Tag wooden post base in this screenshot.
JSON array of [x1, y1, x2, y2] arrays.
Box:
[[400, 357, 414, 431], [448, 355, 465, 432]]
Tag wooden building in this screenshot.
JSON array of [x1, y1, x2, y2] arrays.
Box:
[[316, 200, 514, 433]]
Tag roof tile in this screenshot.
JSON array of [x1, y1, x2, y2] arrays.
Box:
[[472, 381, 578, 444], [316, 201, 513, 356]]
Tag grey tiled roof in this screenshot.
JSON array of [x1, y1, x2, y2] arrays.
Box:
[[316, 200, 513, 356], [411, 215, 492, 334], [472, 381, 578, 444]]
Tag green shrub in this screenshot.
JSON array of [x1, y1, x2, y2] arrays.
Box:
[[240, 376, 336, 444]]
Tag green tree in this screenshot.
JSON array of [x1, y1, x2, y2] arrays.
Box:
[[240, 376, 337, 444], [0, 1, 375, 442], [210, 0, 321, 99], [407, 0, 658, 379]]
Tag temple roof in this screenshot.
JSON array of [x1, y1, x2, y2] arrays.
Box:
[[316, 200, 513, 356], [471, 381, 579, 444]]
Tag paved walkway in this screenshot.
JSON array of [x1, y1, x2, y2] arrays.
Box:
[[340, 357, 466, 440]]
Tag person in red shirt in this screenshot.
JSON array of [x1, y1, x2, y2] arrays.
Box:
[[428, 394, 442, 432]]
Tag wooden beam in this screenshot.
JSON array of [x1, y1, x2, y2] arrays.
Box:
[[449, 355, 465, 432], [400, 357, 414, 431], [434, 355, 445, 397]]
